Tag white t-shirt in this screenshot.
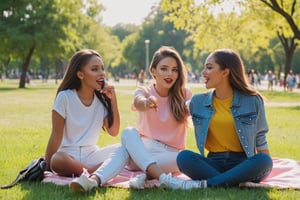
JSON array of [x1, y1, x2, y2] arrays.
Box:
[[52, 89, 107, 147]]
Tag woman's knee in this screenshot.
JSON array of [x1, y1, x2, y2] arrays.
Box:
[[257, 153, 273, 169], [176, 150, 194, 168], [50, 152, 68, 172], [251, 153, 273, 182], [121, 126, 139, 145]]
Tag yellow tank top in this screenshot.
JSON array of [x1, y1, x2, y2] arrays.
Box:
[[205, 95, 243, 152]]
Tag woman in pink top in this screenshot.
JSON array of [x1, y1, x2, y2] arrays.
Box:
[[70, 46, 201, 192], [122, 46, 194, 189]]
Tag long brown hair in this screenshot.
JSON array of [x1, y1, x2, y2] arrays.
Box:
[[149, 46, 188, 123], [211, 49, 262, 98], [56, 49, 114, 128]]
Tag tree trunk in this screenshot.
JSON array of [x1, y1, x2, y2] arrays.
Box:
[[19, 46, 35, 88]]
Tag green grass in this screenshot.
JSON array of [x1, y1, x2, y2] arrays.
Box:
[[0, 79, 300, 200], [262, 90, 300, 102]]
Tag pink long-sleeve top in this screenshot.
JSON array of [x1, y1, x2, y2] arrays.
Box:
[[132, 84, 192, 150]]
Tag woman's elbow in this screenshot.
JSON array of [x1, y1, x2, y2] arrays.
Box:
[[108, 128, 119, 137]]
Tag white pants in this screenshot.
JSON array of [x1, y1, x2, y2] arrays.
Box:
[[58, 144, 119, 168], [94, 127, 180, 184]]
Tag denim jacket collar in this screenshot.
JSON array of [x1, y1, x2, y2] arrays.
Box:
[[204, 90, 214, 108], [232, 90, 242, 108], [205, 89, 242, 108]]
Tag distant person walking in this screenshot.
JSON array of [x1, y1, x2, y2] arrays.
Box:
[[266, 70, 275, 91], [286, 70, 296, 92], [138, 69, 146, 85]]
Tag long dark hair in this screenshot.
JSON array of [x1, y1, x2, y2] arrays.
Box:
[[56, 49, 114, 128], [211, 49, 262, 98], [149, 46, 188, 123]]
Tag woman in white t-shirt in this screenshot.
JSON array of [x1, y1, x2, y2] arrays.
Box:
[[45, 49, 120, 177]]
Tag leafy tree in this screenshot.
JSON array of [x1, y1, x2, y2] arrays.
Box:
[[257, 0, 300, 87], [0, 0, 109, 88], [161, 0, 273, 72], [161, 0, 299, 88], [260, 0, 300, 39], [110, 23, 139, 42], [1, 0, 76, 87], [121, 5, 192, 76]]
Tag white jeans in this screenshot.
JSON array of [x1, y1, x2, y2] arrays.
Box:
[[94, 127, 180, 185], [58, 144, 119, 168]]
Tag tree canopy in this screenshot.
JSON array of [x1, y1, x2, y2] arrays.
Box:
[[161, 0, 300, 83], [1, 0, 299, 88], [0, 0, 119, 87]]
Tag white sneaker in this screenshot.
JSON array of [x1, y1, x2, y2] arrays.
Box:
[[129, 173, 147, 189], [69, 174, 98, 193], [159, 173, 206, 190]]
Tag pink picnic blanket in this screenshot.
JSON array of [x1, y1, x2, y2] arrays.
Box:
[[42, 158, 300, 189]]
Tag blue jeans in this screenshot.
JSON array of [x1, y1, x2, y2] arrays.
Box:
[[176, 150, 273, 187]]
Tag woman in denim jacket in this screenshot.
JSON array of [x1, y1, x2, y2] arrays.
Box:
[[177, 49, 273, 188]]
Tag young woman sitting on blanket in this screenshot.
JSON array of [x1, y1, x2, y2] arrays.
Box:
[[176, 48, 273, 187], [69, 46, 208, 192], [45, 49, 120, 177]]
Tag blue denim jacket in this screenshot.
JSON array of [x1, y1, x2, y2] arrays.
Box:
[[190, 89, 269, 158]]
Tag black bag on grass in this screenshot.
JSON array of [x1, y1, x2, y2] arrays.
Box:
[[1, 157, 46, 189]]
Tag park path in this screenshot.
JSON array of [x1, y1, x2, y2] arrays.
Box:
[[264, 102, 300, 107], [115, 79, 300, 107]]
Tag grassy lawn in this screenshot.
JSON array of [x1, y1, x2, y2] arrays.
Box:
[[0, 79, 299, 200]]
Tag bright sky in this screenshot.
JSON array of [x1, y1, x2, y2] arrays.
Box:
[[100, 0, 160, 26], [100, 0, 241, 26]]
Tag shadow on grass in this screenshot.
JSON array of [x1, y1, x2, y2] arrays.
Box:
[[20, 182, 91, 200], [0, 87, 21, 91], [18, 182, 274, 200], [288, 106, 300, 110], [276, 106, 300, 111], [0, 87, 56, 92], [122, 187, 273, 200]]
